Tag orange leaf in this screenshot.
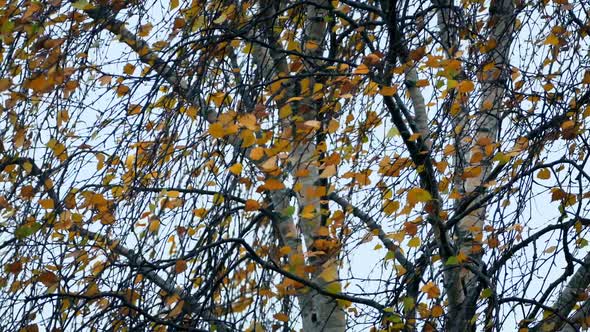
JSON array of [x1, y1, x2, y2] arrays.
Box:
[[175, 260, 187, 274], [379, 85, 398, 96], [116, 84, 130, 97], [457, 80, 475, 93], [274, 313, 289, 322], [0, 78, 11, 91], [38, 199, 55, 209], [229, 163, 243, 175], [244, 200, 260, 211], [250, 147, 265, 160], [264, 178, 285, 191]]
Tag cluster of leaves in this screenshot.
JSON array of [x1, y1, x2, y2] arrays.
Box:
[[0, 0, 589, 331]]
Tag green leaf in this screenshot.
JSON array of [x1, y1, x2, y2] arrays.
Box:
[[282, 206, 295, 217], [15, 222, 42, 239], [445, 256, 459, 265], [481, 288, 493, 298], [72, 0, 92, 10]]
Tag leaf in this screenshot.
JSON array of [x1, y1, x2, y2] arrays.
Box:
[[0, 78, 10, 91], [238, 114, 258, 130], [407, 188, 432, 205], [457, 80, 475, 93], [274, 313, 289, 322], [544, 246, 556, 254], [229, 163, 243, 175], [123, 63, 136, 75], [170, 0, 179, 9], [354, 64, 369, 75], [38, 199, 55, 209], [537, 168, 551, 180], [231, 297, 253, 313], [72, 0, 92, 10], [379, 85, 398, 96], [138, 23, 153, 37], [166, 191, 180, 198], [264, 178, 285, 191], [249, 147, 265, 160], [47, 138, 68, 162], [481, 288, 493, 299], [420, 282, 440, 299], [175, 260, 187, 274], [148, 217, 160, 233], [544, 34, 559, 46], [431, 305, 444, 317], [319, 165, 337, 178], [382, 200, 400, 215], [39, 271, 59, 287], [116, 84, 130, 97], [408, 237, 421, 248], [209, 122, 225, 139], [299, 205, 315, 219], [15, 222, 42, 239], [244, 200, 260, 211]]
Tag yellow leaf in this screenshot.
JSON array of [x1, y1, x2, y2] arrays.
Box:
[[47, 138, 68, 161], [238, 114, 258, 130], [39, 198, 55, 209], [138, 23, 153, 37], [353, 64, 369, 75], [167, 191, 180, 198], [229, 163, 243, 175], [379, 85, 398, 96], [537, 168, 551, 180], [408, 237, 421, 248], [420, 281, 440, 299], [431, 305, 444, 317], [127, 104, 141, 115], [148, 217, 160, 233], [457, 80, 475, 93], [407, 188, 432, 205], [544, 34, 559, 46], [299, 205, 315, 219], [209, 122, 225, 139], [170, 0, 179, 9], [382, 200, 400, 215], [123, 63, 135, 75]]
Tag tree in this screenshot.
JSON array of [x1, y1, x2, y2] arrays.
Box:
[[0, 0, 589, 330]]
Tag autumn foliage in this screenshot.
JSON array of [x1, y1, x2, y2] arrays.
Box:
[[0, 0, 590, 331]]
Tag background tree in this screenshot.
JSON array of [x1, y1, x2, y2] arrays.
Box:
[[0, 0, 589, 331]]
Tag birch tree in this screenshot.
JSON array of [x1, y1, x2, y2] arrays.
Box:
[[0, 0, 589, 331]]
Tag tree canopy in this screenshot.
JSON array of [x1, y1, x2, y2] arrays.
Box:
[[0, 0, 589, 331]]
